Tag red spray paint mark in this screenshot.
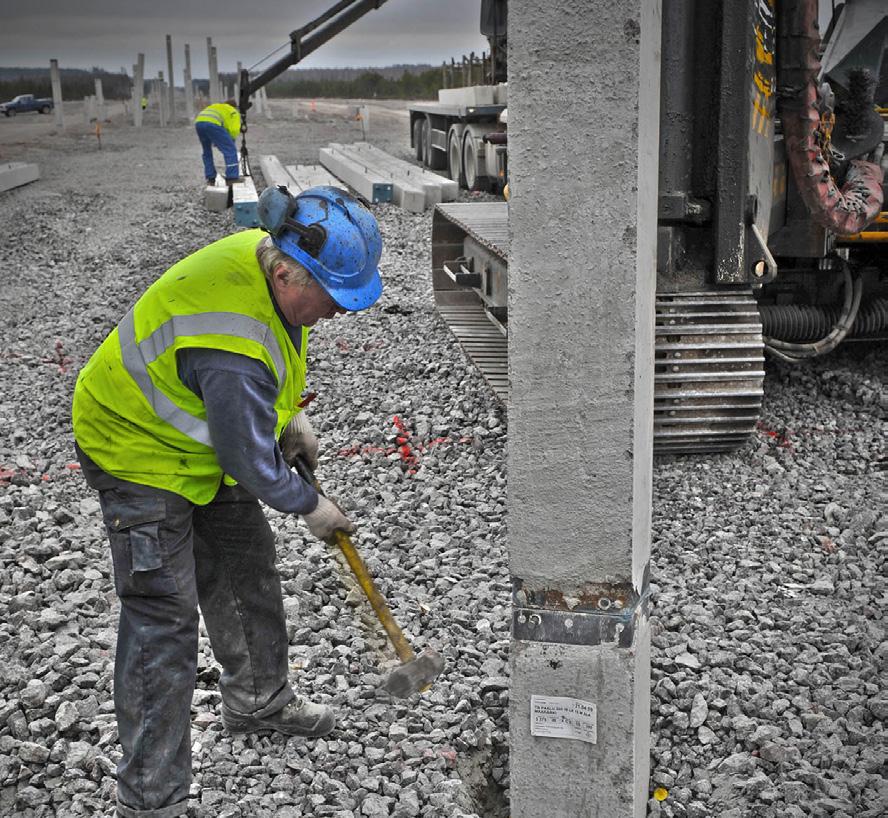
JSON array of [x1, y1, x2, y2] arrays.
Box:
[[337, 419, 477, 475], [42, 340, 72, 374], [755, 422, 793, 450], [392, 415, 418, 471]]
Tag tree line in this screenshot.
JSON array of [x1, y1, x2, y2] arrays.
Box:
[[263, 68, 441, 100], [0, 69, 132, 101], [0, 65, 444, 103]]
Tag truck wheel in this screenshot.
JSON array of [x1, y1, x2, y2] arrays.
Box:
[[413, 119, 424, 161], [448, 128, 465, 187], [39, 106, 50, 114], [463, 133, 488, 192]]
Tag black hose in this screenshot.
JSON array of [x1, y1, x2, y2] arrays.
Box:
[[762, 263, 865, 361], [760, 298, 888, 340]]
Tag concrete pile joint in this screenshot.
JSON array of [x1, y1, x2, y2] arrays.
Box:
[[511, 577, 650, 648], [318, 146, 393, 204]]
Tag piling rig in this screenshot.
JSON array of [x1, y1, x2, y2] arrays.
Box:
[[430, 0, 888, 453]]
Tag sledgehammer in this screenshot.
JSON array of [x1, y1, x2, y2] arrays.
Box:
[[294, 458, 444, 698]]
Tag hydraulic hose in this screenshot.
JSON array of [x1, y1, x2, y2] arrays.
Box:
[[762, 263, 864, 361], [759, 298, 888, 341], [776, 0, 884, 235]]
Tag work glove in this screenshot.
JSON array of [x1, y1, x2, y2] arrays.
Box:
[[280, 412, 319, 471], [303, 496, 354, 541]]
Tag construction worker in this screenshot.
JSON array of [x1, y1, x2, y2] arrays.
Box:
[[72, 185, 383, 818], [194, 98, 242, 184]]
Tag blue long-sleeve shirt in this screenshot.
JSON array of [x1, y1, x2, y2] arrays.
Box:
[[175, 345, 318, 514]]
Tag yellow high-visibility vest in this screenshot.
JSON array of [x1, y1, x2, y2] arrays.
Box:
[[195, 103, 241, 139], [73, 229, 309, 504]]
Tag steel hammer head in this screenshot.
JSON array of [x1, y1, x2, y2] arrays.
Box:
[[382, 650, 445, 698]]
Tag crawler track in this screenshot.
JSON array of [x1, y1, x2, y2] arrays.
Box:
[[432, 204, 765, 454]]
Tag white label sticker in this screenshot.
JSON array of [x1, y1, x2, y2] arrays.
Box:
[[530, 695, 598, 744]]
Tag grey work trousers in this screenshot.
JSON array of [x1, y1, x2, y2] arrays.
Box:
[[85, 467, 295, 817]]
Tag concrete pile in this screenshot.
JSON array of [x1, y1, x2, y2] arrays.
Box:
[[257, 154, 340, 194], [319, 142, 457, 212]]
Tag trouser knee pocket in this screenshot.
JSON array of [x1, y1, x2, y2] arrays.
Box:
[[101, 493, 178, 597]]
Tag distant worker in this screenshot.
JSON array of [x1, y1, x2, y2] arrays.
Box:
[[194, 98, 242, 185], [140, 96, 147, 111], [71, 185, 383, 818]]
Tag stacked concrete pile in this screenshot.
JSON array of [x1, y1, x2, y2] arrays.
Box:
[[319, 142, 457, 212]]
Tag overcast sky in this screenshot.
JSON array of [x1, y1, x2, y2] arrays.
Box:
[[0, 0, 490, 76]]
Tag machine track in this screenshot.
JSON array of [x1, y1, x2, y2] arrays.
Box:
[[431, 203, 765, 454]]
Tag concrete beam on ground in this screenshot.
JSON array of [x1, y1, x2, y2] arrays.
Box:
[[284, 164, 340, 192], [166, 35, 176, 122], [232, 176, 260, 227], [507, 1, 660, 816], [0, 162, 40, 193], [318, 146, 393, 203], [50, 60, 64, 129], [349, 141, 458, 203], [204, 175, 228, 212], [133, 54, 144, 128], [328, 143, 425, 212], [258, 155, 296, 190]]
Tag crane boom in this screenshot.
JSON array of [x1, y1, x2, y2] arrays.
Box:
[[238, 0, 391, 120]]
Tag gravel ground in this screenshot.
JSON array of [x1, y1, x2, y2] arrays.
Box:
[[0, 99, 885, 818]]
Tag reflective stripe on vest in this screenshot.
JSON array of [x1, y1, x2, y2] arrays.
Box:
[[117, 308, 288, 446], [198, 109, 224, 126]]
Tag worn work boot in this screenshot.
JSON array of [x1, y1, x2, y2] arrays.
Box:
[[221, 697, 335, 737]]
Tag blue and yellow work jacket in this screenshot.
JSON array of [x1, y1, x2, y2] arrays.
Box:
[[72, 229, 309, 505]]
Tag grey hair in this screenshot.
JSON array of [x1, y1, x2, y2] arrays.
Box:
[[255, 236, 313, 287]]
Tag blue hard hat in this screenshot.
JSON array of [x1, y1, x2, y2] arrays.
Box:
[[269, 185, 383, 311]]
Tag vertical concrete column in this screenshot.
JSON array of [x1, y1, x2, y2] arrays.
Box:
[[94, 78, 105, 122], [50, 59, 64, 128], [207, 38, 217, 102], [133, 54, 145, 128], [234, 61, 242, 107], [166, 34, 176, 122], [157, 72, 167, 127], [210, 46, 220, 102], [262, 88, 273, 120], [183, 44, 195, 120], [507, 2, 660, 817]]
